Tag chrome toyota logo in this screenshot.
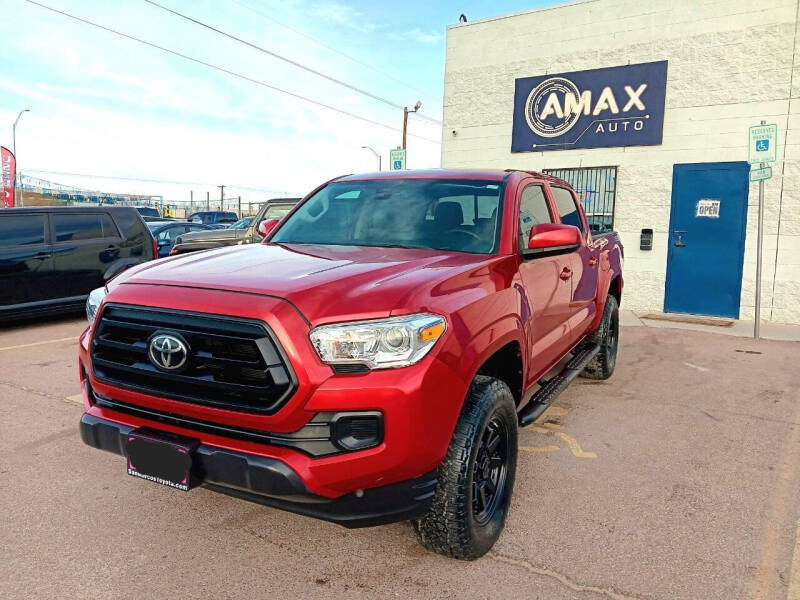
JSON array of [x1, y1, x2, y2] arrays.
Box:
[[148, 333, 189, 371]]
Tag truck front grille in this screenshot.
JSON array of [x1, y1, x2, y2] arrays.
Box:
[[90, 304, 296, 414]]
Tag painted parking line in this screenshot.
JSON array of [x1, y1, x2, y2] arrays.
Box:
[[65, 394, 84, 406], [0, 336, 77, 352], [789, 516, 800, 600], [520, 406, 597, 459]]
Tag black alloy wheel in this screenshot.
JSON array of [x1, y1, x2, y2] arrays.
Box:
[[472, 416, 509, 525]]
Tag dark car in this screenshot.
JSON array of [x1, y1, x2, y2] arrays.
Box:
[[171, 199, 299, 255], [135, 206, 161, 218], [0, 206, 156, 320], [147, 221, 212, 258], [186, 211, 238, 225]]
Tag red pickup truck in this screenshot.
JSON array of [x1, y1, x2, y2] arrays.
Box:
[[78, 169, 623, 559]]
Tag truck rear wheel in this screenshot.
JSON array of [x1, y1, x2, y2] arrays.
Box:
[[581, 294, 619, 380], [412, 375, 517, 560]]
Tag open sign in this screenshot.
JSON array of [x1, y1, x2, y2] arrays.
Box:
[[696, 199, 721, 218]]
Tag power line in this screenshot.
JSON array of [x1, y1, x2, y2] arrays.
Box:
[[142, 0, 442, 125], [22, 169, 295, 194], [22, 0, 441, 144], [230, 0, 440, 100]]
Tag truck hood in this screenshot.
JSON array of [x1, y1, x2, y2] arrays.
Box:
[[114, 243, 496, 325], [178, 229, 247, 243]]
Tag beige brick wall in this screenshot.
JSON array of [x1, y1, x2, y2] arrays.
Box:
[[442, 0, 799, 323]]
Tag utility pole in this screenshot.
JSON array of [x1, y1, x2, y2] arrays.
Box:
[[402, 107, 408, 150], [206, 191, 210, 211], [217, 185, 225, 211], [190, 190, 193, 214], [402, 100, 422, 150], [237, 196, 241, 217]]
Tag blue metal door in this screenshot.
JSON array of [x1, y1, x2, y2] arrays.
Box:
[[664, 162, 749, 318]]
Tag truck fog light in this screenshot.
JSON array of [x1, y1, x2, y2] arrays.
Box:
[[331, 412, 383, 451]]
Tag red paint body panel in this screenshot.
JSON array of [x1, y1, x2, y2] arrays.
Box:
[[81, 169, 623, 500]]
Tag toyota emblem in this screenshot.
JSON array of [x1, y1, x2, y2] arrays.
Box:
[[148, 333, 189, 371]]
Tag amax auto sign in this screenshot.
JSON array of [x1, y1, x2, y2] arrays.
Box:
[[512, 60, 668, 153]]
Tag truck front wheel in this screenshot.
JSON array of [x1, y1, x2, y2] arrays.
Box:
[[413, 375, 518, 560]]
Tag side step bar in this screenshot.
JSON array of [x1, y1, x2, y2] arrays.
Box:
[[517, 343, 600, 427]]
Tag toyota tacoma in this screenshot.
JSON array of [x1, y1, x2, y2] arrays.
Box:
[[78, 169, 623, 559]]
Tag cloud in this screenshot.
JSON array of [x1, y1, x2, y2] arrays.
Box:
[[388, 28, 441, 44], [307, 1, 381, 33]]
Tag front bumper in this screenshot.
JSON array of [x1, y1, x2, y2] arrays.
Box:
[[79, 285, 469, 499], [80, 413, 437, 528]]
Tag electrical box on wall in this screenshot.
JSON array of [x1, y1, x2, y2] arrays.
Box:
[[640, 228, 653, 251]]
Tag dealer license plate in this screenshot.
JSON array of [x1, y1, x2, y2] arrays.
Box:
[[126, 428, 199, 491]]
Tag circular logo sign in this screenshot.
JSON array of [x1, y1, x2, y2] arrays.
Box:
[[148, 333, 189, 371], [524, 76, 582, 138]]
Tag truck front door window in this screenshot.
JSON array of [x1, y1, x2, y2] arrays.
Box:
[[518, 184, 552, 250]]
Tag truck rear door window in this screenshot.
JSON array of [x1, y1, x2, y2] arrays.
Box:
[[0, 215, 46, 246], [551, 186, 585, 234]]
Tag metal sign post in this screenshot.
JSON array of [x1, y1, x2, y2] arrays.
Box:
[[748, 121, 777, 339]]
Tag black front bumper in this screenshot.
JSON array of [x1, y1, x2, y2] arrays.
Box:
[[79, 414, 436, 528]]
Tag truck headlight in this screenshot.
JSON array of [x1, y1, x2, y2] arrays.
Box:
[[309, 313, 446, 370], [86, 287, 107, 325]]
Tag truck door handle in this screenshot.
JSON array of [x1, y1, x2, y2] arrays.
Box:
[[560, 267, 572, 280], [588, 257, 598, 267]]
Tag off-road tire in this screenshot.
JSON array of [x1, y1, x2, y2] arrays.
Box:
[[581, 294, 619, 380], [412, 375, 518, 560]]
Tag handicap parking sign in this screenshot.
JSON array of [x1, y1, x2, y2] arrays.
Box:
[[748, 124, 777, 164], [389, 148, 406, 170]]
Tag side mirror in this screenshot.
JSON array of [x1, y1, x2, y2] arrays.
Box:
[[257, 218, 280, 238], [157, 239, 171, 247], [523, 223, 582, 257]]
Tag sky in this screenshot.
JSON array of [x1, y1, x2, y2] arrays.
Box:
[[1, 0, 554, 205]]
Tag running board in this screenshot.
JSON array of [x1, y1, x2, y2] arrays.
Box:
[[517, 343, 600, 427]]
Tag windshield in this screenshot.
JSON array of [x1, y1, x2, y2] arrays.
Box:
[[264, 204, 294, 219], [230, 217, 254, 230], [271, 179, 504, 254]]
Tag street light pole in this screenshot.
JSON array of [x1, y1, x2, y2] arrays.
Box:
[[360, 146, 381, 171], [402, 100, 422, 150], [12, 108, 30, 207]]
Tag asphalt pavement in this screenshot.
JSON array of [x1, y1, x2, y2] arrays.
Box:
[[1, 314, 800, 600]]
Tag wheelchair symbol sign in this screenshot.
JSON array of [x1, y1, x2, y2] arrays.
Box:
[[393, 160, 402, 169], [748, 124, 777, 164]]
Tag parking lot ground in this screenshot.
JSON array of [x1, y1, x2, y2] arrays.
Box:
[[1, 317, 800, 600]]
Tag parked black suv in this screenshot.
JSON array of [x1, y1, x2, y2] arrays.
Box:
[[0, 206, 155, 320]]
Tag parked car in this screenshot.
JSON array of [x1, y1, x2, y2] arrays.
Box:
[[171, 198, 299, 255], [0, 206, 155, 320], [146, 221, 213, 258], [135, 206, 161, 218], [185, 210, 238, 225], [78, 169, 623, 559]]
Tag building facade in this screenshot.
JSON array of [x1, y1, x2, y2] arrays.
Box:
[[442, 0, 799, 324]]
